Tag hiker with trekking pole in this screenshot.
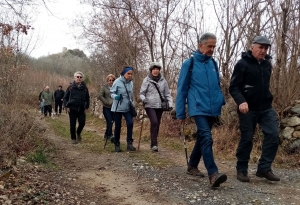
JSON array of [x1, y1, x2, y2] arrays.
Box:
[[41, 86, 54, 117], [139, 62, 173, 152], [176, 33, 227, 188], [110, 66, 137, 152], [99, 74, 116, 144]]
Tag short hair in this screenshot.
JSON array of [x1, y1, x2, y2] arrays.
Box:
[[199, 33, 216, 44], [106, 74, 116, 82], [74, 71, 84, 78]]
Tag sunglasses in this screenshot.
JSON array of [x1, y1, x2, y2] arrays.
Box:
[[76, 76, 83, 79], [108, 79, 115, 82]]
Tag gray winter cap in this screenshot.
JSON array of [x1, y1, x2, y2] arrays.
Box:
[[252, 36, 271, 46], [149, 62, 162, 71]]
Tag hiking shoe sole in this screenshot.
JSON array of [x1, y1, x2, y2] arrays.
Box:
[[211, 174, 227, 188]]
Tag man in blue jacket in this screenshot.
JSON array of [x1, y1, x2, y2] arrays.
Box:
[[176, 33, 227, 188], [229, 36, 280, 183]]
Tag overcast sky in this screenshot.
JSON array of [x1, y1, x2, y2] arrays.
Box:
[[29, 0, 89, 58]]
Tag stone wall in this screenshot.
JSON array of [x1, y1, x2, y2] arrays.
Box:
[[280, 101, 300, 153]]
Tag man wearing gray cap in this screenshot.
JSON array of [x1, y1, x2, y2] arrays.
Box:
[[229, 36, 280, 183]]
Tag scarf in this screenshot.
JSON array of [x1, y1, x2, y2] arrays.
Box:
[[148, 73, 161, 82]]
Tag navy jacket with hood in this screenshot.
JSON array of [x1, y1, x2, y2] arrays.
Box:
[[229, 50, 273, 110], [64, 81, 90, 111]]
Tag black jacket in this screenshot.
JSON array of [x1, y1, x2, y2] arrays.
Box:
[[54, 89, 65, 100], [229, 50, 273, 110], [64, 81, 90, 111]]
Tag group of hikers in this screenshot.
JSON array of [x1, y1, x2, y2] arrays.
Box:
[[41, 32, 281, 188], [39, 85, 65, 117]]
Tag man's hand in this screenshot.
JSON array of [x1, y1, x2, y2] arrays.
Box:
[[67, 108, 70, 113], [239, 102, 249, 114], [84, 109, 87, 113]]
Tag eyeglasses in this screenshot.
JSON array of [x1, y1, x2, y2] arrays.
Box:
[[76, 76, 83, 79], [108, 79, 115, 82]]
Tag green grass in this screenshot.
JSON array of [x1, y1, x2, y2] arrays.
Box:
[[26, 146, 50, 164], [45, 114, 180, 168], [27, 147, 48, 163], [46, 115, 115, 154]]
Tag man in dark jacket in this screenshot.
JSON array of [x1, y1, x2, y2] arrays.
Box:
[[64, 71, 90, 144], [54, 85, 65, 115], [229, 36, 280, 183]]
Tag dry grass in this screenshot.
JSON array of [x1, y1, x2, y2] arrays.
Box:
[[0, 105, 50, 168]]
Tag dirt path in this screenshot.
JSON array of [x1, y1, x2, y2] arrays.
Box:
[[3, 113, 300, 205]]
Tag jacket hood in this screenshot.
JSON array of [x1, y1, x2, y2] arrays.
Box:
[[193, 50, 213, 63], [119, 75, 131, 83], [72, 81, 87, 88], [242, 50, 272, 61]]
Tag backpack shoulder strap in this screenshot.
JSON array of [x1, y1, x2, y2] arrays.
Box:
[[188, 57, 220, 86], [151, 82, 164, 102], [188, 56, 194, 87]]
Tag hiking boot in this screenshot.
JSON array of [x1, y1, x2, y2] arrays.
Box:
[[209, 172, 227, 188], [256, 170, 280, 181], [127, 143, 136, 151], [151, 146, 158, 152], [71, 140, 77, 144], [110, 135, 115, 143], [187, 165, 205, 177], [237, 171, 250, 182], [104, 134, 108, 140], [77, 134, 82, 142], [115, 144, 121, 152]]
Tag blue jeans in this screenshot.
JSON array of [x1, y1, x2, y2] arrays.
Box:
[[189, 115, 218, 176], [114, 111, 133, 145], [236, 108, 279, 172], [103, 106, 113, 136], [40, 102, 44, 113]]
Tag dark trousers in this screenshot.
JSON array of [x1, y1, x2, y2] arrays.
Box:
[[236, 108, 279, 172], [44, 105, 52, 116], [103, 106, 113, 136], [55, 99, 63, 114], [189, 115, 218, 176], [145, 108, 163, 147], [114, 111, 133, 145], [68, 109, 86, 140]]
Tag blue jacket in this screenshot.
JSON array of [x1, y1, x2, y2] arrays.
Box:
[[110, 75, 134, 112], [176, 50, 225, 119]]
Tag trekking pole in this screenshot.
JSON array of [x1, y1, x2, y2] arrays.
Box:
[[104, 95, 122, 149], [137, 109, 145, 151], [181, 124, 189, 166]]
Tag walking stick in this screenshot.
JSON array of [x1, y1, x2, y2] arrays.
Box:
[[181, 124, 189, 166], [104, 95, 122, 149], [137, 109, 145, 151]]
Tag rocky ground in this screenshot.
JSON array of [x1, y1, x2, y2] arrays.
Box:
[[1, 113, 300, 205]]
